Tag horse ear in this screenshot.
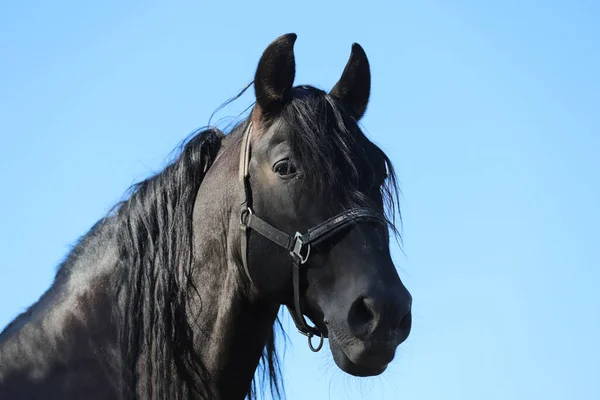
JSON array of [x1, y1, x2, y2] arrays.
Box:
[[329, 43, 371, 120], [254, 33, 297, 117]]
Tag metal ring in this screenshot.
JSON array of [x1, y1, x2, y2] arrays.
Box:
[[308, 331, 324, 352]]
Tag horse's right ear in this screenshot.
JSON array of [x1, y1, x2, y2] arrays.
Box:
[[253, 33, 297, 118]]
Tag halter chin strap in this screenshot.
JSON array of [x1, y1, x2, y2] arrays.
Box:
[[238, 121, 387, 352]]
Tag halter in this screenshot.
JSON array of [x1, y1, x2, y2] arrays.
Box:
[[238, 122, 387, 352]]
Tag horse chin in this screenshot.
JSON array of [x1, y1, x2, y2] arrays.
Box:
[[328, 338, 389, 377]]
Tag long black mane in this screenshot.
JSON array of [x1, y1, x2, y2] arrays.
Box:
[[112, 127, 224, 399]]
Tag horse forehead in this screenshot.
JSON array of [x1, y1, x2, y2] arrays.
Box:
[[251, 119, 292, 150]]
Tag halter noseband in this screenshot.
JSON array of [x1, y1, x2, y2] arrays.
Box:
[[238, 122, 387, 352]]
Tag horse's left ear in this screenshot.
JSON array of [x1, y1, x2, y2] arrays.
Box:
[[254, 33, 297, 118], [330, 43, 371, 120]]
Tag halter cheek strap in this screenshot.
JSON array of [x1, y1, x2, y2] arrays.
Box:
[[239, 122, 254, 285], [238, 122, 387, 352]]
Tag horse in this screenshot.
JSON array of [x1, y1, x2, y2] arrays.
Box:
[[0, 33, 412, 400]]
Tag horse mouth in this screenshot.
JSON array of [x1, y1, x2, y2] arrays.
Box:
[[328, 336, 393, 377]]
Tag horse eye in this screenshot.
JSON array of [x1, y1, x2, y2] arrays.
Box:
[[273, 159, 298, 177]]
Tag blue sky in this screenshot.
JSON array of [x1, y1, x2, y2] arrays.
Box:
[[1, 1, 599, 399]]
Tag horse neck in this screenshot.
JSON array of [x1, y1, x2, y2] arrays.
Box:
[[0, 220, 122, 396], [189, 132, 280, 399]]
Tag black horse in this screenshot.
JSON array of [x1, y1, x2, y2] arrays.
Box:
[[0, 33, 412, 400]]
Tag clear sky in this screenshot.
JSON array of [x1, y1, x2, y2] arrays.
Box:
[[1, 1, 598, 399]]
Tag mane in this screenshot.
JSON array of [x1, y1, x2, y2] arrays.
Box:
[[111, 127, 224, 399], [110, 116, 283, 399], [282, 85, 401, 234]]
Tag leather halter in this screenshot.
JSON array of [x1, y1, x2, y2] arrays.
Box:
[[238, 122, 387, 352]]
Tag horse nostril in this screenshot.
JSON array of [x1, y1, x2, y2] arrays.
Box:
[[347, 296, 379, 338]]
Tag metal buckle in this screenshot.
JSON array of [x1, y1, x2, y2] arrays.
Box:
[[290, 232, 311, 264], [240, 207, 253, 229]]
